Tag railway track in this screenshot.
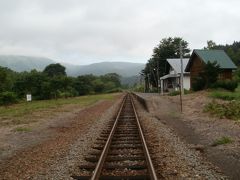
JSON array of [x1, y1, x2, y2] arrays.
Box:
[[72, 93, 157, 180]]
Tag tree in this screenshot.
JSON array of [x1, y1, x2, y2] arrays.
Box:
[[100, 73, 121, 87], [143, 37, 190, 90], [204, 40, 217, 50], [0, 66, 17, 93], [201, 61, 221, 88], [43, 63, 66, 77], [74, 75, 96, 95], [192, 61, 221, 91], [13, 70, 48, 99]]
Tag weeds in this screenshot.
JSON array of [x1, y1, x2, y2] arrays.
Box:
[[204, 100, 240, 120], [212, 136, 233, 146], [14, 127, 32, 132]]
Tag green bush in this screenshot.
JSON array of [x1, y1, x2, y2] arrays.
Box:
[[0, 91, 18, 105], [212, 80, 238, 91]]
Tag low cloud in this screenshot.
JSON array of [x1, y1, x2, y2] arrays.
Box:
[[0, 0, 239, 64]]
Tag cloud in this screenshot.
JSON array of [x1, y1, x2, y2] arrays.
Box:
[[0, 0, 239, 65]]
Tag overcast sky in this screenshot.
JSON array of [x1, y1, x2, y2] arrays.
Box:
[[0, 0, 240, 65]]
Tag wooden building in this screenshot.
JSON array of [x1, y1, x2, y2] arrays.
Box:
[[185, 49, 237, 89]]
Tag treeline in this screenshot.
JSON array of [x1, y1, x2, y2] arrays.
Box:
[[0, 63, 121, 105]]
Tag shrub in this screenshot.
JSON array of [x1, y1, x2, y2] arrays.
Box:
[[0, 91, 18, 105], [212, 80, 238, 91]]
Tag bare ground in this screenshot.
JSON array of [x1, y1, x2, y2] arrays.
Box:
[[0, 94, 123, 179], [136, 92, 240, 180]]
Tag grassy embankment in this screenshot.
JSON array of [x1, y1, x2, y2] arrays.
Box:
[[204, 85, 240, 120], [0, 93, 118, 127]]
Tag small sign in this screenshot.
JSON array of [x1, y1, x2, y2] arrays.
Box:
[[26, 94, 32, 102]]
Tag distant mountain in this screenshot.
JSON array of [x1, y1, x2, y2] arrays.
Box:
[[0, 55, 144, 85], [0, 55, 144, 77], [0, 55, 55, 72], [64, 62, 144, 77]]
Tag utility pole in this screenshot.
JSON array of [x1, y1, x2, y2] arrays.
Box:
[[179, 41, 184, 113], [180, 41, 184, 95], [157, 60, 160, 94]]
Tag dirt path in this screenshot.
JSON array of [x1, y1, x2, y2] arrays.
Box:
[[0, 95, 122, 179], [136, 92, 240, 179]]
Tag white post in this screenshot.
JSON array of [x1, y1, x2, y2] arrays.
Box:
[[160, 79, 163, 95]]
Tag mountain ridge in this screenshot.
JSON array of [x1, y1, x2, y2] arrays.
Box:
[[0, 55, 144, 78]]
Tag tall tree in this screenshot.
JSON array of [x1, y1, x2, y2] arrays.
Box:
[[143, 37, 190, 90]]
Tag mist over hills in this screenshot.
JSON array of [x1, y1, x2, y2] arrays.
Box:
[[0, 55, 55, 72], [0, 55, 144, 85]]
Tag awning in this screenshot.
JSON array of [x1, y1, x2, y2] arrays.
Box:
[[160, 74, 180, 80]]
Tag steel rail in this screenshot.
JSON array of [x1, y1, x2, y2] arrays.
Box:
[[91, 95, 127, 180], [131, 95, 158, 180]]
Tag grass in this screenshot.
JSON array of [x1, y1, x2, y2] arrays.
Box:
[[212, 136, 233, 146], [209, 84, 240, 101], [14, 127, 32, 132], [205, 84, 240, 120], [0, 93, 118, 126]]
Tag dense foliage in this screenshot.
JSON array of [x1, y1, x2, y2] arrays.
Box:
[[0, 64, 122, 105], [142, 37, 190, 91]]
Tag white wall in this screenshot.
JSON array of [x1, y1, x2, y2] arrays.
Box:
[[183, 75, 190, 90]]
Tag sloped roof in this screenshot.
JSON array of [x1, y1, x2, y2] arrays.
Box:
[[167, 58, 189, 74], [185, 49, 237, 71]]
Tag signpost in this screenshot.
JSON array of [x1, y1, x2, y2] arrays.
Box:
[[26, 94, 32, 102]]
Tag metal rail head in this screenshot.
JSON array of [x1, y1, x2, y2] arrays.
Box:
[[91, 95, 127, 180], [130, 95, 158, 180]]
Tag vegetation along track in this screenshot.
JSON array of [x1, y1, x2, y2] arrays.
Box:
[[72, 93, 158, 180]]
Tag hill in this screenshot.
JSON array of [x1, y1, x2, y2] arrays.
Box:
[[64, 61, 144, 77], [0, 55, 144, 85], [0, 55, 55, 72]]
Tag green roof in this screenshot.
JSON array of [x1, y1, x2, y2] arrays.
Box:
[[186, 49, 237, 71]]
